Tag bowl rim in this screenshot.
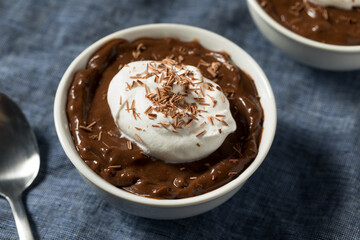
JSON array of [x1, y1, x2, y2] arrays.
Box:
[[54, 23, 277, 207], [247, 0, 360, 52]]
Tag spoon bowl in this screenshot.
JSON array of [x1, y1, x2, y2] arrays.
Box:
[[0, 93, 40, 240]]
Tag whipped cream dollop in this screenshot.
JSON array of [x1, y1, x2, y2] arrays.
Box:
[[107, 60, 236, 164], [308, 0, 360, 10]]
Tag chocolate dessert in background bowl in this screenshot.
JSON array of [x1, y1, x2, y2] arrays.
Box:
[[247, 0, 360, 71], [54, 24, 276, 219]]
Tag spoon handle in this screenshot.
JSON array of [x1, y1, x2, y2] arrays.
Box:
[[6, 194, 35, 240]]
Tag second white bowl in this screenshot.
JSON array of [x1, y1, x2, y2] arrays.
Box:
[[247, 0, 360, 71]]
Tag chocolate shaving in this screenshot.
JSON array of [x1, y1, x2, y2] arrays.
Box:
[[144, 106, 153, 114], [206, 67, 217, 78], [222, 61, 233, 69], [233, 146, 242, 156], [207, 115, 214, 125], [107, 130, 119, 137], [108, 165, 122, 169], [220, 120, 229, 126], [159, 122, 170, 128], [196, 129, 207, 137], [322, 9, 329, 21], [97, 131, 102, 141], [126, 82, 131, 91], [135, 133, 142, 142], [198, 103, 210, 106], [87, 121, 96, 128], [140, 151, 150, 158], [79, 121, 96, 132], [136, 43, 146, 51], [79, 126, 92, 132], [199, 87, 205, 97], [229, 159, 239, 163], [212, 100, 217, 108], [151, 53, 158, 60], [148, 113, 157, 119], [89, 134, 97, 140], [127, 140, 132, 150], [125, 100, 130, 112], [185, 119, 194, 126], [221, 95, 225, 103], [137, 80, 144, 86], [132, 50, 141, 59]]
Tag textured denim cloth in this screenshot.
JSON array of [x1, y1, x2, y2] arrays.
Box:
[[1, 0, 360, 239]]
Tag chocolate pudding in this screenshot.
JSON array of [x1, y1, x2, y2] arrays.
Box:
[[66, 37, 263, 199], [259, 0, 360, 45]]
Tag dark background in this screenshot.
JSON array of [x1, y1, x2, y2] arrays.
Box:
[[0, 0, 359, 239]]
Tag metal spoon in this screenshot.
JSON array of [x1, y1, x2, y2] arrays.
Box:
[[0, 93, 39, 240]]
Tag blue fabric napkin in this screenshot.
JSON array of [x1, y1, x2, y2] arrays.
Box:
[[1, 0, 359, 239]]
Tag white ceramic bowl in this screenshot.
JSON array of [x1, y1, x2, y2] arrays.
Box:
[[54, 23, 276, 219], [247, 0, 360, 71]]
